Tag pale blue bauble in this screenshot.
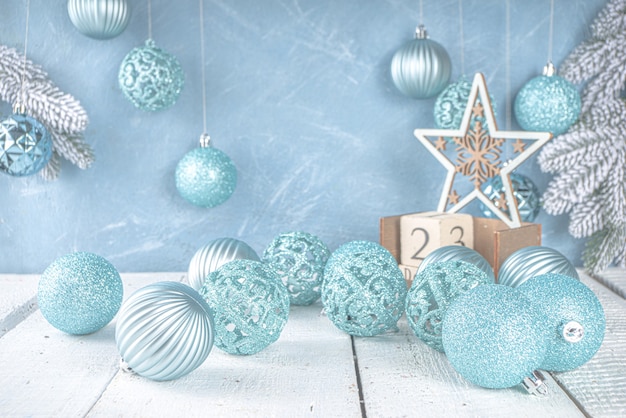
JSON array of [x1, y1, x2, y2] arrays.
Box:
[[0, 113, 53, 177], [498, 246, 578, 288], [480, 173, 541, 223], [417, 245, 495, 283], [38, 252, 123, 335], [67, 0, 130, 40]]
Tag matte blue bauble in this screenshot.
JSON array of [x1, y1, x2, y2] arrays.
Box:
[[200, 260, 290, 355], [417, 245, 495, 283], [442, 284, 549, 389], [262, 231, 331, 306], [480, 173, 541, 223], [67, 0, 130, 40], [517, 273, 605, 372], [498, 246, 578, 288], [38, 252, 123, 335], [0, 113, 52, 177], [406, 260, 491, 351], [434, 77, 496, 130], [390, 26, 451, 99], [321, 241, 407, 336], [188, 238, 259, 291], [175, 145, 237, 208], [514, 73, 581, 136], [115, 281, 215, 381], [118, 39, 184, 111]]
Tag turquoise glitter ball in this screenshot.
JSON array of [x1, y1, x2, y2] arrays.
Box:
[[417, 245, 495, 283], [434, 77, 496, 130], [406, 260, 491, 352], [517, 273, 605, 372], [199, 260, 290, 355], [442, 284, 549, 389], [38, 252, 123, 335], [321, 241, 407, 336], [118, 39, 184, 111], [498, 246, 579, 288], [262, 231, 331, 306], [175, 146, 237, 208], [0, 113, 52, 177], [514, 73, 581, 136], [480, 173, 541, 223]]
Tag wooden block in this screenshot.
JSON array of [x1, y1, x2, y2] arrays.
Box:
[[399, 264, 418, 288], [379, 211, 439, 263], [400, 212, 474, 266]]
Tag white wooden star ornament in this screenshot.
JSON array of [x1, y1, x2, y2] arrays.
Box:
[[414, 73, 552, 228]]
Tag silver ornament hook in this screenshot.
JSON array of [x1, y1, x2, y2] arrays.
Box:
[[543, 61, 557, 76], [415, 25, 428, 39], [522, 370, 548, 396], [199, 133, 211, 148], [561, 320, 584, 343], [120, 359, 135, 374]]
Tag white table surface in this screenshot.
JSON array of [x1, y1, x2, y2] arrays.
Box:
[[0, 269, 624, 417]]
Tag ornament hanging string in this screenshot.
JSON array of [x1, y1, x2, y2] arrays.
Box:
[[418, 0, 424, 25], [547, 0, 555, 65], [505, 0, 511, 131], [199, 0, 208, 137], [147, 0, 153, 40], [458, 0, 465, 75], [18, 0, 31, 113]]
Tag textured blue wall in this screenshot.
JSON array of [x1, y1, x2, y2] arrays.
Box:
[[0, 0, 607, 273]]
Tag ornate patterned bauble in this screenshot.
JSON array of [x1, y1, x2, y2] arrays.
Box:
[[67, 0, 130, 40], [199, 260, 290, 355], [434, 77, 496, 130], [118, 39, 184, 111], [390, 25, 451, 99], [416, 245, 495, 283], [0, 113, 53, 177], [175, 139, 237, 208], [115, 281, 215, 381], [321, 241, 407, 337], [480, 172, 541, 223], [262, 231, 331, 306], [188, 238, 259, 291], [517, 273, 605, 372], [38, 252, 123, 335], [406, 260, 491, 352], [514, 63, 581, 136], [442, 284, 549, 390], [498, 246, 579, 288]]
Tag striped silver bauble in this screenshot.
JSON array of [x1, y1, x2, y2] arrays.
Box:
[[391, 25, 451, 99], [115, 281, 215, 381], [498, 246, 579, 288], [187, 238, 260, 291], [417, 245, 495, 283], [68, 0, 130, 40]]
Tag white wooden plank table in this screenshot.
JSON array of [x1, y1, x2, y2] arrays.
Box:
[[0, 269, 624, 417]]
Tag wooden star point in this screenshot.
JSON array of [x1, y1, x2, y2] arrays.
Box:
[[513, 138, 526, 153], [448, 190, 460, 205], [434, 137, 447, 150]]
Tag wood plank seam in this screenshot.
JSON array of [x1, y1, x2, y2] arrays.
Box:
[[0, 295, 37, 339], [351, 336, 367, 418], [549, 373, 594, 418]]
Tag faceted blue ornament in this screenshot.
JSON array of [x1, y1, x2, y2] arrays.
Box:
[[0, 113, 52, 176], [480, 173, 541, 223]]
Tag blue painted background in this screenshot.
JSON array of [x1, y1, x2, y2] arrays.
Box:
[[0, 0, 607, 273]]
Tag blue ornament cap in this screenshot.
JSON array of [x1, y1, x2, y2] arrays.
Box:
[[0, 113, 52, 177], [480, 172, 541, 223], [517, 273, 605, 372], [38, 252, 123, 335], [442, 284, 549, 389]]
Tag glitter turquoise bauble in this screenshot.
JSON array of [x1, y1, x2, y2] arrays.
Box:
[[115, 281, 215, 381], [498, 246, 579, 288], [406, 260, 491, 352], [263, 231, 331, 306], [442, 284, 549, 389], [175, 146, 237, 208], [390, 26, 451, 99], [321, 241, 407, 336], [0, 113, 52, 177], [434, 77, 496, 129], [188, 238, 259, 291], [514, 73, 581, 136], [38, 252, 123, 335], [517, 273, 605, 372], [118, 39, 184, 111], [480, 173, 541, 223], [200, 260, 290, 355], [417, 245, 495, 283], [67, 0, 130, 40]]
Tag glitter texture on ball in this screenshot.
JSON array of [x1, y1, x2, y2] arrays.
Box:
[[498, 246, 579, 288], [434, 77, 496, 130], [0, 113, 53, 177]]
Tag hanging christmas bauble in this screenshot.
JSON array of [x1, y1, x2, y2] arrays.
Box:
[[416, 245, 495, 283], [262, 231, 331, 306], [188, 237, 259, 291], [517, 273, 605, 372], [67, 0, 130, 40], [0, 113, 53, 177], [175, 135, 237, 208], [498, 245, 579, 288], [406, 260, 491, 352], [390, 25, 451, 99], [434, 76, 496, 130], [38, 252, 123, 335], [321, 241, 407, 337], [480, 172, 541, 223], [199, 260, 290, 355], [115, 281, 215, 381], [118, 39, 184, 111], [514, 62, 581, 136], [442, 284, 549, 390]]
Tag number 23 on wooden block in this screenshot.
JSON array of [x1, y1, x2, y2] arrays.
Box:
[[399, 212, 474, 267]]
